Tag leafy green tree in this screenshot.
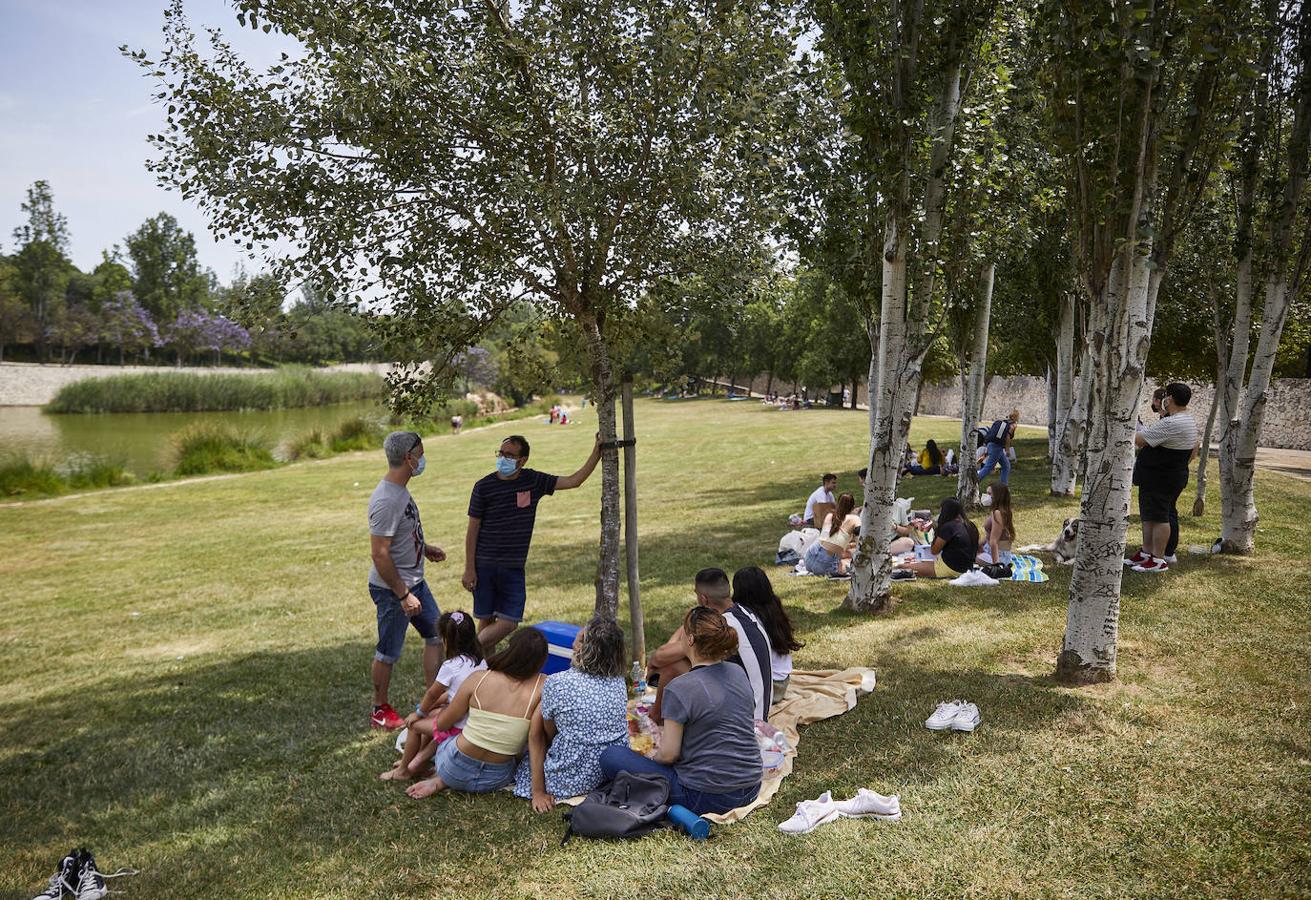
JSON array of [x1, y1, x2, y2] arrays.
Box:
[[0, 256, 34, 363], [131, 0, 798, 617], [11, 181, 71, 360], [124, 213, 212, 321]]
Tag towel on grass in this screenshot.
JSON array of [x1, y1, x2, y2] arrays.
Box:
[[557, 667, 876, 825], [1009, 553, 1048, 582]]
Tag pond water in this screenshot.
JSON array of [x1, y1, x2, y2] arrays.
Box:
[[0, 400, 388, 477]]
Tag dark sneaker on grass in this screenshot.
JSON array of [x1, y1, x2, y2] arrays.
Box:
[[74, 848, 108, 900], [1132, 557, 1170, 574], [32, 848, 81, 900], [371, 703, 405, 730]]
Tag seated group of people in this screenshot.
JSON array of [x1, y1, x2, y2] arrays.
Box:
[[382, 566, 802, 817], [888, 483, 1017, 579], [900, 440, 958, 477]]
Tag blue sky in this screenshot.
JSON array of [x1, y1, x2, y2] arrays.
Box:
[[0, 0, 298, 282]]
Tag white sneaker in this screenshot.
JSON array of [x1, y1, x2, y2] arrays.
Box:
[[834, 788, 901, 821], [925, 700, 965, 730], [1163, 554, 1178, 564], [777, 790, 841, 834], [951, 702, 981, 732]]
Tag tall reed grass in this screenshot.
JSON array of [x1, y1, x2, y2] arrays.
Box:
[[47, 367, 385, 413], [171, 423, 276, 476], [0, 452, 133, 498]]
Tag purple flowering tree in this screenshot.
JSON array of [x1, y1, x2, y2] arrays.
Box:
[[165, 308, 248, 366], [100, 291, 161, 364]]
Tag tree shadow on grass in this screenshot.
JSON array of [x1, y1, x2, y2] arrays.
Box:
[[0, 642, 570, 896]]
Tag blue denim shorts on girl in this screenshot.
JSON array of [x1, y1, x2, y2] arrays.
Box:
[[433, 738, 517, 793], [804, 541, 842, 576]]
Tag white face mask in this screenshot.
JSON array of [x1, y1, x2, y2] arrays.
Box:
[[980, 493, 993, 507]]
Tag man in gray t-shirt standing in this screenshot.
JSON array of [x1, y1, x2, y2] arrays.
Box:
[[366, 431, 446, 731]]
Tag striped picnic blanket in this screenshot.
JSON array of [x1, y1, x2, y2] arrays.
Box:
[[1010, 553, 1048, 583]]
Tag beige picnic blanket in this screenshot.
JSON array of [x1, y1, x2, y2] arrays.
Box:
[[559, 666, 876, 823], [703, 666, 876, 824]]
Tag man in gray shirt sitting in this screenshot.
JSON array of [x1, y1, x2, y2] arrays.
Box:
[[366, 431, 447, 730]]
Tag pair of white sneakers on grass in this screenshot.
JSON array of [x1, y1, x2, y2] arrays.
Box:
[[925, 700, 981, 732], [777, 789, 901, 834]]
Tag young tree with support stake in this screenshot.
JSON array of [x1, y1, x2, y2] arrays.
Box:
[[130, 0, 798, 618], [1044, 0, 1250, 684]]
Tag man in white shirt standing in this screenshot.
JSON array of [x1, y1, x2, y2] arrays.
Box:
[[1127, 383, 1199, 574], [803, 474, 837, 526]]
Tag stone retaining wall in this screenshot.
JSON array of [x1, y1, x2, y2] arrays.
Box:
[[916, 375, 1311, 451], [0, 362, 391, 407]]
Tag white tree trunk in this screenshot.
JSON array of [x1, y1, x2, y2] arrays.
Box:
[[847, 216, 910, 614], [1056, 244, 1155, 684], [847, 58, 963, 614], [956, 262, 994, 506], [1050, 291, 1079, 495]]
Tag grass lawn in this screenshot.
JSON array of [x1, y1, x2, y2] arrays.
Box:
[[2, 397, 1309, 898]]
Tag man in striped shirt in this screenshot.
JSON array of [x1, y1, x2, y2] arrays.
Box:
[[462, 432, 601, 649], [647, 567, 775, 722]]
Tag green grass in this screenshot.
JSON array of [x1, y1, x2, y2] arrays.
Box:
[[1, 398, 1308, 898], [171, 423, 277, 476], [46, 366, 385, 413], [0, 451, 133, 497]]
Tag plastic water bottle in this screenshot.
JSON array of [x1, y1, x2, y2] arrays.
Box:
[[630, 661, 647, 698]]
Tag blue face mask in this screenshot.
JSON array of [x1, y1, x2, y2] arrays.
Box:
[[496, 456, 518, 477], [410, 455, 426, 477]]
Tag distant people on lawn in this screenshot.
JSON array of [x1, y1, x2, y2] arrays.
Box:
[[406, 628, 548, 798], [451, 414, 464, 435], [804, 492, 861, 577], [803, 473, 837, 525], [367, 431, 448, 732], [518, 616, 631, 812], [647, 568, 773, 722], [903, 439, 945, 476], [600, 606, 763, 816], [893, 497, 979, 579], [1127, 382, 1199, 574], [463, 433, 602, 650], [977, 410, 1020, 484]]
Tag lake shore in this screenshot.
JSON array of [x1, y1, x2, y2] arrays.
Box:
[[0, 360, 392, 406]]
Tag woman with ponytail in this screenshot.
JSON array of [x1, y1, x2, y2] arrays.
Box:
[[599, 607, 762, 815]]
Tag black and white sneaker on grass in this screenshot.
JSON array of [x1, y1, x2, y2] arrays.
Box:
[[31, 848, 81, 900], [75, 849, 108, 900]]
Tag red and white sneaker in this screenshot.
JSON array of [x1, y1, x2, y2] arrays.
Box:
[[1124, 549, 1150, 567], [371, 703, 405, 730], [1132, 556, 1170, 574]]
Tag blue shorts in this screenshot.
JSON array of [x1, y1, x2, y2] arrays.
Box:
[[473, 564, 527, 623], [433, 738, 516, 793], [369, 580, 441, 664]]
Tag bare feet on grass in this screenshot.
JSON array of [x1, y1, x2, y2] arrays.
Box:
[[379, 764, 414, 782], [406, 776, 446, 799]]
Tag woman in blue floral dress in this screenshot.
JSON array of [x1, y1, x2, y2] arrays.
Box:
[[515, 616, 630, 809]]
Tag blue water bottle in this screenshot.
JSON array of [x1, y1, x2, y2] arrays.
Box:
[[668, 804, 710, 840]]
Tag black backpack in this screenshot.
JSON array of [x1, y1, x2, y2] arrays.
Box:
[[561, 771, 671, 844], [982, 561, 1012, 580], [984, 419, 1008, 445]]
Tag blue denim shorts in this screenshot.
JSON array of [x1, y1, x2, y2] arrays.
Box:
[[472, 564, 527, 623], [804, 541, 841, 576], [433, 738, 517, 793], [369, 579, 441, 664]]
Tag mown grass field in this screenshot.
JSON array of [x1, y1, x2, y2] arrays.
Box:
[[1, 398, 1308, 898]]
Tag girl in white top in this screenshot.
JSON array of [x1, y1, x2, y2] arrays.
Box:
[[731, 566, 804, 701], [382, 611, 487, 781]]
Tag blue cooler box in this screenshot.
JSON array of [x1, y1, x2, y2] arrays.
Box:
[[531, 621, 582, 675]]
